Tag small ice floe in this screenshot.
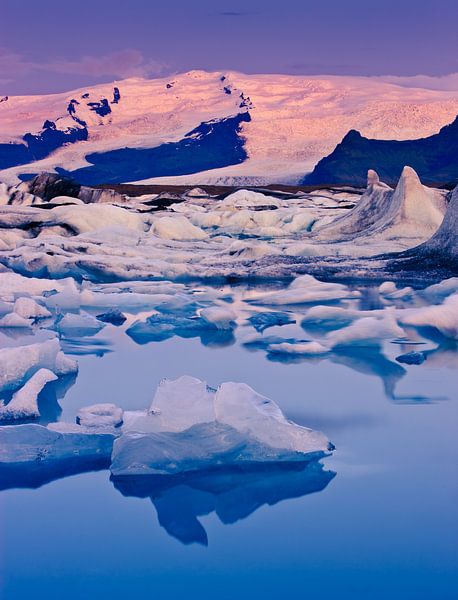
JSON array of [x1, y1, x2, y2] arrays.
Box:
[[248, 311, 295, 333], [95, 308, 126, 326], [420, 278, 458, 302], [325, 311, 406, 348], [56, 312, 105, 337], [400, 294, 458, 340], [0, 423, 115, 479], [0, 338, 77, 394], [110, 375, 333, 476], [0, 368, 57, 422], [247, 274, 360, 306], [0, 312, 32, 328], [14, 297, 52, 320], [76, 403, 124, 428], [268, 341, 329, 356], [199, 306, 237, 330]]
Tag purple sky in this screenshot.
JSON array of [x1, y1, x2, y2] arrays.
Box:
[[1, 0, 457, 95]]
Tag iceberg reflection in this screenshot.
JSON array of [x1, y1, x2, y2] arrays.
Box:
[[112, 460, 335, 546]]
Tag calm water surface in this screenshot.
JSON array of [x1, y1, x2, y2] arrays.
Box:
[[0, 286, 457, 600]]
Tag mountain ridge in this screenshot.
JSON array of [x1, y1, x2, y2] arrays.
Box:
[[1, 70, 457, 185]]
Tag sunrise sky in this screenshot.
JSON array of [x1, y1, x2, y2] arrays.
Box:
[[1, 0, 458, 94]]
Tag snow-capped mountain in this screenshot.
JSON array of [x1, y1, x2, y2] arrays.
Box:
[[1, 70, 457, 185]]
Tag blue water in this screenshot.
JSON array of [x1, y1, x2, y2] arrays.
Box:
[[1, 298, 457, 599]]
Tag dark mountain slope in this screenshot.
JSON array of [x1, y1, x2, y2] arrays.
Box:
[[303, 116, 458, 186]]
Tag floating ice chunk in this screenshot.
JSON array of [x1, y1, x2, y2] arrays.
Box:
[[379, 281, 397, 295], [200, 306, 237, 330], [268, 341, 329, 355], [111, 377, 332, 476], [0, 312, 32, 328], [378, 283, 414, 300], [326, 311, 405, 348], [0, 423, 115, 467], [0, 339, 78, 394], [153, 216, 208, 240], [56, 312, 105, 336], [249, 274, 360, 306], [0, 271, 72, 300], [14, 297, 52, 320], [96, 308, 126, 326], [42, 281, 81, 311], [126, 313, 219, 344], [420, 278, 458, 302], [400, 294, 458, 340], [0, 300, 12, 316], [76, 403, 124, 429], [247, 311, 295, 332], [300, 305, 362, 330], [0, 369, 57, 422]]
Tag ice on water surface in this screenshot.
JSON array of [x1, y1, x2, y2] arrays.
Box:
[[0, 172, 456, 558]]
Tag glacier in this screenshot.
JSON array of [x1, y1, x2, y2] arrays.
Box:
[[1, 70, 458, 186]]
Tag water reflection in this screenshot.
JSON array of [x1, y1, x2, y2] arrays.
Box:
[[0, 456, 110, 491], [113, 461, 336, 546]]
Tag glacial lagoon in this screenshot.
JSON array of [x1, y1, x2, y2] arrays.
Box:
[[1, 279, 457, 600]]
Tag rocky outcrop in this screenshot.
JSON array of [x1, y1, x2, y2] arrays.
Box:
[[26, 173, 81, 202], [303, 116, 458, 186]]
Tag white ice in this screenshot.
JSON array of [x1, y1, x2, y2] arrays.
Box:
[[0, 368, 57, 421]]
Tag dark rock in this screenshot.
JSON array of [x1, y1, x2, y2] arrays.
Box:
[[112, 87, 121, 103], [303, 115, 458, 186], [26, 173, 81, 202], [87, 98, 111, 117], [58, 112, 251, 185]]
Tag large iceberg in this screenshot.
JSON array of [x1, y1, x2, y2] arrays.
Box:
[[110, 376, 332, 476]]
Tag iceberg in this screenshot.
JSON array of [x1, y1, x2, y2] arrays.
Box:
[[110, 376, 332, 476]]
